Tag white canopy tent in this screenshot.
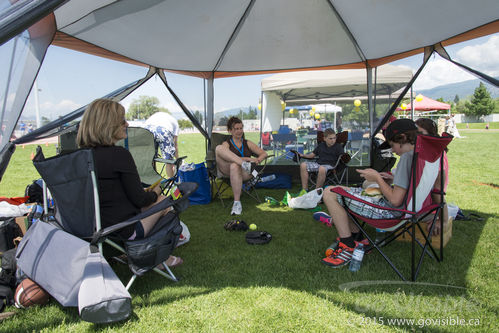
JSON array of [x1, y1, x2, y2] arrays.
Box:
[[260, 65, 413, 132], [1, 0, 498, 177]]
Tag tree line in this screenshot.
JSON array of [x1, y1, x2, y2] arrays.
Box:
[[123, 83, 497, 131]]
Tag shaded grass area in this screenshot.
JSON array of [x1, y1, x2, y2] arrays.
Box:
[[0, 132, 498, 332]]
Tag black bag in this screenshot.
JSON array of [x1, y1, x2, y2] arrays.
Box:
[[0, 248, 18, 311], [246, 231, 272, 245], [0, 218, 23, 254], [25, 179, 44, 204], [124, 215, 182, 276]]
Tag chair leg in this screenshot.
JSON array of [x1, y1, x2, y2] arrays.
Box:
[[125, 275, 138, 290], [348, 214, 407, 281], [104, 238, 179, 286], [211, 175, 226, 207], [153, 264, 178, 282]]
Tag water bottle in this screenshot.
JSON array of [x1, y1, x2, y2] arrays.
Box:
[[260, 174, 276, 182], [375, 228, 386, 246], [349, 243, 365, 272]]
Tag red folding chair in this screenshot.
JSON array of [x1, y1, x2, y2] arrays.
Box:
[[331, 134, 453, 281]]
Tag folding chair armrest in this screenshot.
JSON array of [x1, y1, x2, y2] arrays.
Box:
[[289, 149, 315, 164], [91, 196, 176, 244], [330, 187, 414, 216], [155, 155, 187, 166], [91, 182, 198, 244]]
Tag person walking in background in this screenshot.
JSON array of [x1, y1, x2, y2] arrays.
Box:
[[144, 112, 180, 178]]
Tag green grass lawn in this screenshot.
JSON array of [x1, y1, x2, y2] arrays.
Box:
[[456, 122, 499, 129], [0, 132, 498, 332]]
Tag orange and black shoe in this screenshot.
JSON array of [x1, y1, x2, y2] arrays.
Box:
[[322, 242, 355, 268], [325, 237, 369, 257]]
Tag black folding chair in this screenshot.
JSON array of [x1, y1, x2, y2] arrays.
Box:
[[291, 130, 351, 188], [33, 147, 197, 290], [205, 133, 272, 207]]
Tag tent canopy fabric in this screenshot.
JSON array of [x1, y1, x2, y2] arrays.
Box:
[[396, 95, 450, 111], [262, 65, 413, 104], [49, 0, 499, 78]]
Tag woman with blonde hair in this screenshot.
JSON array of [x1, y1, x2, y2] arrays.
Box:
[[77, 98, 183, 267]]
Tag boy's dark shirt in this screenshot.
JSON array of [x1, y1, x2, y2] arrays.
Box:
[[312, 142, 343, 165]]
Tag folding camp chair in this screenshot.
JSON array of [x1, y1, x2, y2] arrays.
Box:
[[205, 133, 272, 207], [346, 130, 370, 166], [291, 131, 351, 188], [331, 134, 452, 281], [271, 133, 297, 164], [32, 147, 197, 290], [116, 127, 186, 195]]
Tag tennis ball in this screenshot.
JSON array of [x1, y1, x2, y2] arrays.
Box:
[[249, 223, 257, 230]]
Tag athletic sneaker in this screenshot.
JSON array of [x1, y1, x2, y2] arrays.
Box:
[[325, 237, 369, 257], [241, 161, 252, 174], [313, 211, 332, 227], [231, 201, 242, 215], [322, 242, 356, 268]]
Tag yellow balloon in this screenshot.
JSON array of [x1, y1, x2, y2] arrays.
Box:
[[354, 99, 361, 107], [311, 107, 316, 112], [415, 94, 423, 102], [315, 113, 320, 119], [354, 106, 360, 112], [280, 101, 286, 110], [309, 111, 315, 116], [289, 109, 294, 114], [258, 103, 262, 110], [401, 103, 407, 110]]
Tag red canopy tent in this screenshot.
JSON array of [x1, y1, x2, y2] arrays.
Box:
[[396, 95, 450, 111]]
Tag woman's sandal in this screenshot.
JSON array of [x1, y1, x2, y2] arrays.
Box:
[[156, 256, 183, 270]]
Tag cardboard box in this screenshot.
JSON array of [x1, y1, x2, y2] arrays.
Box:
[[15, 216, 28, 235], [396, 217, 453, 249]]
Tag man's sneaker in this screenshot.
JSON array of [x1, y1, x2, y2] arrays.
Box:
[[241, 161, 251, 174], [231, 201, 242, 215], [325, 237, 369, 257], [322, 242, 355, 268], [313, 211, 332, 227]]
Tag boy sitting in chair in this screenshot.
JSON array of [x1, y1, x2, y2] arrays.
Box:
[[297, 128, 344, 191]]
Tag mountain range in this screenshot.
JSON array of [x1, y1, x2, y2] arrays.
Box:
[[417, 78, 498, 101]]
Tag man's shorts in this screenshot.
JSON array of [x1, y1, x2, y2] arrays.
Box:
[[305, 161, 334, 173], [145, 125, 175, 160], [336, 187, 404, 220]]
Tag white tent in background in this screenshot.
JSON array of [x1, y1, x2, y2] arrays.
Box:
[[261, 65, 413, 132]]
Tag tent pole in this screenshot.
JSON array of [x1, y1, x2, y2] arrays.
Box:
[[410, 86, 414, 119], [367, 66, 374, 136], [259, 91, 264, 148], [207, 74, 214, 139]]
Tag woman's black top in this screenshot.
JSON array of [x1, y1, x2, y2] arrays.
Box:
[[93, 146, 157, 238]]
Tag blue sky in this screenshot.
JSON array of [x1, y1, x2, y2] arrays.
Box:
[[23, 33, 498, 120]]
